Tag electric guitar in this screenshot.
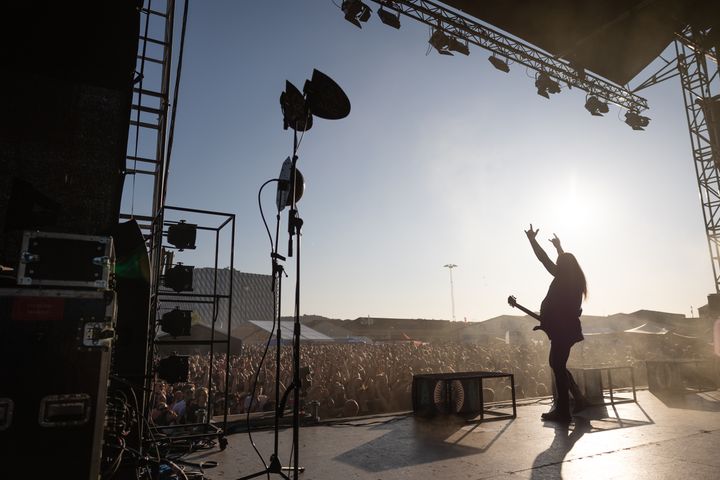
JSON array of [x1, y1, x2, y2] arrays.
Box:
[[507, 295, 546, 334]]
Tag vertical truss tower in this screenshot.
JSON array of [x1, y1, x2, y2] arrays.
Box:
[[676, 28, 720, 293]]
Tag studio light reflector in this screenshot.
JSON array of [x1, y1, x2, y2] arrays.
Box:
[[276, 157, 306, 212], [280, 81, 312, 131], [488, 55, 509, 73], [378, 6, 400, 29], [585, 96, 609, 116]]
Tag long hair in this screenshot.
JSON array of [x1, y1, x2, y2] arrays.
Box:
[[556, 252, 587, 299]]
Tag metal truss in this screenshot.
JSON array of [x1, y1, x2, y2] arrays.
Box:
[[372, 0, 648, 112], [675, 27, 720, 292], [120, 0, 175, 232]]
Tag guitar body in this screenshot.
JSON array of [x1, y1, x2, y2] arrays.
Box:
[[507, 295, 547, 335]]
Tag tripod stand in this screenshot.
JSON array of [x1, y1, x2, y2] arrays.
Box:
[[238, 137, 305, 480]]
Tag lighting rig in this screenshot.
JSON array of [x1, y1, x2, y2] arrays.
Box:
[[336, 0, 652, 128]]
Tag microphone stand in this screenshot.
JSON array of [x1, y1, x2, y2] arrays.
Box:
[[237, 213, 294, 480], [287, 129, 304, 480]]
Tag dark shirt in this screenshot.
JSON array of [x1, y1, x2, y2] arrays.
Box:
[[530, 239, 584, 344], [540, 277, 584, 343]]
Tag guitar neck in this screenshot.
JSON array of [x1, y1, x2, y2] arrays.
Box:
[[514, 304, 542, 322]]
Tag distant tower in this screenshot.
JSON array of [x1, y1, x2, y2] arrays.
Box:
[[443, 264, 458, 321]]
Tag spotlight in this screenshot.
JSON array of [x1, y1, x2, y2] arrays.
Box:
[[378, 6, 400, 29], [280, 81, 312, 132], [157, 354, 189, 384], [167, 220, 196, 250], [448, 37, 470, 56], [488, 55, 509, 73], [535, 72, 561, 99], [161, 308, 192, 337], [303, 69, 351, 121], [342, 0, 371, 28], [625, 110, 650, 130], [280, 69, 351, 131], [584, 96, 609, 116], [276, 157, 306, 212], [429, 29, 453, 56], [164, 264, 194, 292]]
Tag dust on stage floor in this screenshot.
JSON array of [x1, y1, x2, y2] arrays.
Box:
[[186, 389, 720, 480]]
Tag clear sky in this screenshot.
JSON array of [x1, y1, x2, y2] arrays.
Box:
[[125, 1, 714, 321]]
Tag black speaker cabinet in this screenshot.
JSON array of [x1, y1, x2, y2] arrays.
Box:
[[0, 288, 116, 479]]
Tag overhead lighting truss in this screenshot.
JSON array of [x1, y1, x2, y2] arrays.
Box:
[[367, 0, 648, 113]]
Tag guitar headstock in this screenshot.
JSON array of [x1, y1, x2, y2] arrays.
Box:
[[507, 295, 517, 307]]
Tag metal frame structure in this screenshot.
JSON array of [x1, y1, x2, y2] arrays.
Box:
[[675, 27, 720, 293], [120, 0, 175, 232], [146, 205, 236, 448], [373, 0, 648, 112]]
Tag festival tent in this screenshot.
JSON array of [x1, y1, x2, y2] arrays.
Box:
[[231, 320, 334, 344], [624, 323, 670, 335]]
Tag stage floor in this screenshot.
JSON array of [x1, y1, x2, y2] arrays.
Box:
[[188, 389, 720, 480]]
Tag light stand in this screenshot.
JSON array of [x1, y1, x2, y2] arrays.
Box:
[[239, 69, 350, 480]]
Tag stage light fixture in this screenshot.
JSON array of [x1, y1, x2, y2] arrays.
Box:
[[429, 29, 453, 56], [164, 264, 194, 292], [160, 308, 192, 337], [625, 110, 651, 130], [535, 73, 561, 99], [448, 37, 470, 56], [584, 96, 609, 116], [303, 69, 351, 121], [276, 157, 306, 212], [488, 55, 509, 73], [280, 69, 351, 132], [167, 220, 197, 250], [157, 354, 189, 384], [378, 6, 400, 29], [342, 0, 371, 28], [280, 81, 312, 132]]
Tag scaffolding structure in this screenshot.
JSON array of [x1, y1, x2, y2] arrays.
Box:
[[676, 28, 720, 293]]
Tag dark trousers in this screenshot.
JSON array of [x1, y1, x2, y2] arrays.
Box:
[[548, 340, 578, 414]]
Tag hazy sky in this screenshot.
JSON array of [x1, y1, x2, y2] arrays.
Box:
[[124, 1, 713, 321]]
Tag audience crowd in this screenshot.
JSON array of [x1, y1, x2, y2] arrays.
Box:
[[149, 333, 714, 424]]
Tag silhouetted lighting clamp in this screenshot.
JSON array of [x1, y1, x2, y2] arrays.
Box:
[[429, 29, 454, 55], [166, 220, 196, 250], [378, 6, 401, 29], [624, 110, 651, 130], [160, 308, 193, 337], [342, 0, 372, 28], [584, 95, 609, 116], [488, 55, 510, 73], [448, 36, 470, 56], [535, 72, 561, 98]]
